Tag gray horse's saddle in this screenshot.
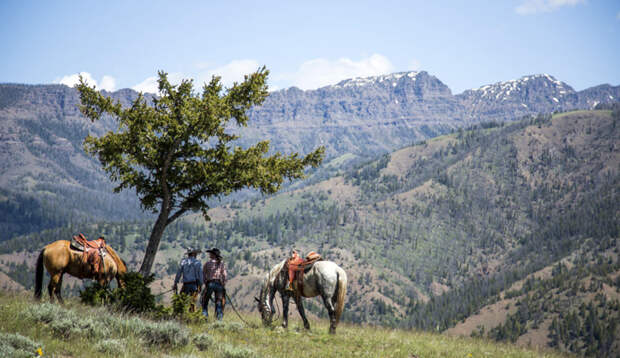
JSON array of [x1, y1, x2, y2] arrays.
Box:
[[289, 252, 323, 296]]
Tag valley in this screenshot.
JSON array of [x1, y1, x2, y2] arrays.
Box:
[[1, 105, 618, 356]]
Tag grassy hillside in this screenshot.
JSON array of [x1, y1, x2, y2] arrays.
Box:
[[0, 109, 618, 356], [0, 291, 567, 357]]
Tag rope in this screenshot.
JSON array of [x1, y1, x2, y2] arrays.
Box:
[[224, 291, 257, 328], [154, 288, 175, 297]]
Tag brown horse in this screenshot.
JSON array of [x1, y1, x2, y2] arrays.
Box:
[[34, 240, 127, 303]]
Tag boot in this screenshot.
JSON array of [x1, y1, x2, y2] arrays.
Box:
[[285, 281, 294, 293]]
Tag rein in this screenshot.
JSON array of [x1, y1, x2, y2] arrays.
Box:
[[224, 291, 257, 328], [154, 288, 175, 297]]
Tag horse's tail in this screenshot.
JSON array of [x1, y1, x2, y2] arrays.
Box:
[[34, 249, 45, 300], [334, 268, 347, 324]]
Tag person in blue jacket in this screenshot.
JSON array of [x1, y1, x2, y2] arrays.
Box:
[[173, 248, 203, 312]]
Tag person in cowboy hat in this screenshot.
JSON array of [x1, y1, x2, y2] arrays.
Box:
[[173, 247, 203, 312], [201, 248, 227, 320]]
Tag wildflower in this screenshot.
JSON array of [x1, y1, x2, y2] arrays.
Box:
[[37, 347, 43, 356]]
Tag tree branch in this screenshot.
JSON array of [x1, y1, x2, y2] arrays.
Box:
[[167, 207, 189, 225]]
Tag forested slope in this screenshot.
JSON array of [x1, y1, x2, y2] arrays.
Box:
[[1, 109, 618, 356]]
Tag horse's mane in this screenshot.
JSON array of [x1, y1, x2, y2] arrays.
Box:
[[105, 245, 127, 275], [260, 260, 286, 300]]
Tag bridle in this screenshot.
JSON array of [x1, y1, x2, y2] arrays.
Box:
[[256, 267, 284, 325]]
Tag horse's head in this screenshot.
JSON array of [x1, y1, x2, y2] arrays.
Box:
[[255, 295, 275, 325], [254, 296, 272, 325]]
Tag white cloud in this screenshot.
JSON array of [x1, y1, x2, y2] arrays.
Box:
[[56, 72, 117, 91], [131, 76, 159, 94], [99, 75, 116, 92], [195, 59, 261, 88], [280, 54, 395, 90], [131, 54, 398, 94], [132, 72, 185, 94], [130, 60, 262, 94], [57, 72, 96, 88], [515, 0, 585, 15]]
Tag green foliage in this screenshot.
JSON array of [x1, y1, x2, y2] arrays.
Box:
[[21, 301, 190, 348], [94, 339, 126, 355], [0, 293, 569, 358], [134, 320, 190, 347], [79, 282, 113, 306], [219, 343, 260, 358], [172, 292, 193, 316], [79, 271, 156, 313], [192, 333, 215, 351], [22, 302, 73, 323], [208, 320, 244, 333], [77, 68, 325, 217], [0, 332, 41, 358], [25, 304, 109, 341], [164, 292, 205, 323], [77, 68, 324, 274], [114, 271, 156, 313]]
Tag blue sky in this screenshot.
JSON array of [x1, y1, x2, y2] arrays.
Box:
[[1, 0, 618, 94]]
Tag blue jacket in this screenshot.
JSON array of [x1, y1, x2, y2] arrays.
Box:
[[174, 256, 203, 286]]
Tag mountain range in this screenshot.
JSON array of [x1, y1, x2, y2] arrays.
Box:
[[1, 107, 618, 356], [1, 71, 618, 241], [0, 68, 619, 356], [242, 72, 620, 157]]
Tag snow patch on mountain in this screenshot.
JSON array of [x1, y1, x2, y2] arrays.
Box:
[[464, 74, 575, 102], [330, 71, 420, 89]]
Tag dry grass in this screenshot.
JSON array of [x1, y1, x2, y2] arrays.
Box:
[[0, 291, 570, 358]]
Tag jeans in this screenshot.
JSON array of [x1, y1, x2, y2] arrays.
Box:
[[181, 282, 200, 312], [202, 281, 224, 320]]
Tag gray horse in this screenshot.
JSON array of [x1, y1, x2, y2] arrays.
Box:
[[255, 259, 347, 334]]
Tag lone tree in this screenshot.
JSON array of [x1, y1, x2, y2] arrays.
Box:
[[77, 68, 324, 276]]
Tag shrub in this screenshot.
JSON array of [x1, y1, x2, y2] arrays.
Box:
[[79, 272, 157, 314], [121, 317, 189, 348], [192, 333, 215, 351], [94, 339, 126, 355], [80, 282, 113, 306], [0, 332, 41, 357], [220, 343, 259, 358], [22, 302, 71, 323], [142, 321, 190, 347], [172, 292, 193, 316], [50, 318, 76, 339], [24, 303, 109, 340], [113, 272, 156, 313], [49, 316, 109, 340], [0, 345, 33, 358], [208, 320, 244, 332]]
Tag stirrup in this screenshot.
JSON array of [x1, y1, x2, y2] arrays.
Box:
[[285, 283, 294, 292]]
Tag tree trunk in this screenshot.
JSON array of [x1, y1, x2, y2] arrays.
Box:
[[139, 210, 169, 276]]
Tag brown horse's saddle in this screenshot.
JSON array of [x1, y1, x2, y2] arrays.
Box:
[[71, 233, 107, 275], [288, 252, 323, 296]]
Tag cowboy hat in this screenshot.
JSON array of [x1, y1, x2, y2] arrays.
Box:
[[186, 247, 202, 255], [206, 248, 222, 259]]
